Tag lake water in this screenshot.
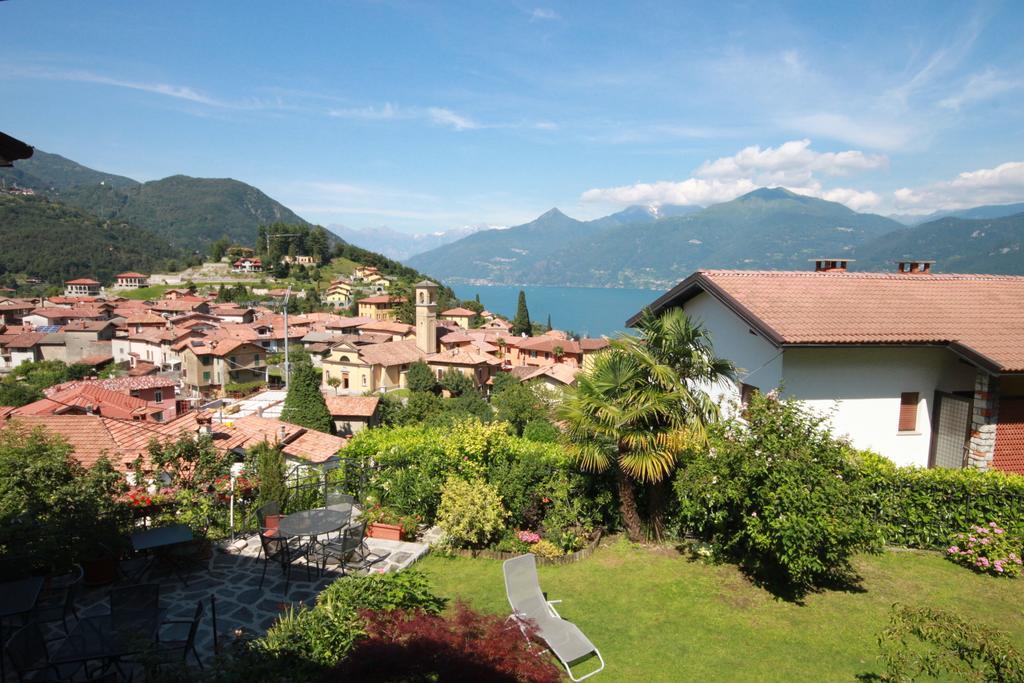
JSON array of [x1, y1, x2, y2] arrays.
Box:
[[452, 284, 662, 338]]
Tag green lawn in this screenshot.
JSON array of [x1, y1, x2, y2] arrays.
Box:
[[417, 539, 1024, 682], [116, 283, 179, 300]]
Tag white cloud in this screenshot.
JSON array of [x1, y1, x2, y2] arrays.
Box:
[[788, 113, 915, 151], [427, 107, 479, 131], [939, 68, 1023, 110], [328, 103, 401, 120], [890, 161, 1024, 213], [530, 8, 559, 21], [581, 139, 887, 210]]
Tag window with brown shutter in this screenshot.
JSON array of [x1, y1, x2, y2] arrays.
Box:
[[740, 383, 759, 409], [898, 392, 919, 431]]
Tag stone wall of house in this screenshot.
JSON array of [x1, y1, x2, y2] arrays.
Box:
[[967, 371, 1000, 471]]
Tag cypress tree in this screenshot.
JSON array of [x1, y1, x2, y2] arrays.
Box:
[[546, 313, 552, 331], [512, 290, 532, 336], [280, 360, 334, 433]]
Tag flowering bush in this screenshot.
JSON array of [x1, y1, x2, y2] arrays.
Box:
[[437, 477, 507, 549], [530, 539, 563, 559], [947, 522, 1023, 577], [121, 486, 176, 508], [517, 530, 541, 544]]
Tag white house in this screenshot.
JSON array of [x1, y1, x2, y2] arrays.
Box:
[[631, 263, 1024, 474], [64, 278, 102, 297], [115, 272, 149, 289], [232, 258, 263, 273]]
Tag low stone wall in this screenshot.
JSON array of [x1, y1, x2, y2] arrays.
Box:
[[453, 530, 602, 566]]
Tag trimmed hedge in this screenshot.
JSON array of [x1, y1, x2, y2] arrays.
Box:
[[854, 452, 1024, 549]]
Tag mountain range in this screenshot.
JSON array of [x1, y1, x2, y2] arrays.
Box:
[[407, 189, 1024, 287], [0, 150, 307, 252], [328, 223, 497, 261]]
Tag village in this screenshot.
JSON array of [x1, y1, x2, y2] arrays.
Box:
[[0, 256, 608, 470]]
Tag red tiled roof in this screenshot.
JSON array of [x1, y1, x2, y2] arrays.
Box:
[[324, 395, 380, 417], [517, 336, 582, 354], [441, 307, 476, 317], [65, 278, 100, 286], [640, 270, 1024, 373], [15, 384, 158, 420], [993, 399, 1024, 475], [116, 272, 148, 279], [5, 332, 46, 348], [45, 375, 176, 397], [579, 337, 610, 351], [357, 339, 424, 367], [357, 295, 405, 305]]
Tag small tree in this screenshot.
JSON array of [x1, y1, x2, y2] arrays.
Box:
[[251, 441, 288, 509], [511, 290, 531, 336], [147, 433, 230, 490], [327, 375, 342, 395], [440, 368, 475, 397], [492, 381, 547, 436], [406, 361, 438, 394], [281, 360, 334, 434]]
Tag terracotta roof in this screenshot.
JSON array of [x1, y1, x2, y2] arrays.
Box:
[[128, 362, 159, 376], [358, 321, 414, 335], [517, 336, 582, 354], [441, 307, 476, 317], [521, 363, 579, 386], [637, 270, 1024, 373], [46, 375, 176, 397], [29, 308, 102, 321], [358, 339, 424, 367], [993, 399, 1024, 475], [15, 384, 158, 419], [441, 332, 474, 344], [77, 353, 114, 367], [0, 407, 16, 420], [579, 338, 610, 351], [426, 347, 501, 366], [225, 415, 345, 463], [5, 332, 46, 348], [63, 320, 114, 332], [325, 316, 374, 329], [324, 395, 380, 417], [116, 272, 148, 279], [283, 430, 346, 463], [65, 278, 100, 286], [126, 312, 167, 326], [357, 295, 405, 305]]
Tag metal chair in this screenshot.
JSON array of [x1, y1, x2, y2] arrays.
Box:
[[31, 579, 79, 639], [257, 530, 312, 592], [318, 521, 388, 574], [4, 622, 83, 682], [155, 600, 204, 669]]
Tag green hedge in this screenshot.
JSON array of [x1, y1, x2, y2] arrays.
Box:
[[854, 452, 1024, 549]]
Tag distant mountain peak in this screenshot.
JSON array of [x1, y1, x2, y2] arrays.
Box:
[[539, 207, 568, 219], [740, 187, 801, 201]]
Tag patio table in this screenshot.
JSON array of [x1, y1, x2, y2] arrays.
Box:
[[0, 576, 44, 679], [278, 509, 348, 538], [130, 524, 195, 585], [51, 611, 165, 668]]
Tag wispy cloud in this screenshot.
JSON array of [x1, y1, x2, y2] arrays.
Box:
[[529, 8, 560, 21], [939, 68, 1024, 110], [427, 107, 478, 130], [891, 161, 1024, 213]]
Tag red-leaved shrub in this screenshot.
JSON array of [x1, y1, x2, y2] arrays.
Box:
[[330, 602, 562, 682]]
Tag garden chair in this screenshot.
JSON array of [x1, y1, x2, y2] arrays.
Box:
[[4, 622, 84, 682], [32, 564, 83, 638], [154, 600, 204, 670], [323, 492, 355, 539], [503, 554, 604, 682], [257, 529, 312, 592], [110, 584, 161, 633], [317, 521, 389, 574]]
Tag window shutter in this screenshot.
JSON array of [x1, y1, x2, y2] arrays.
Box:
[[899, 392, 919, 431]]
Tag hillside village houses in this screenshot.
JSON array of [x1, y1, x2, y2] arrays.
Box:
[[115, 271, 149, 289], [357, 294, 405, 321], [633, 260, 1024, 476], [64, 277, 102, 297], [232, 257, 263, 273]]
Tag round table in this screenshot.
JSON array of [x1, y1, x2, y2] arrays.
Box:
[[278, 509, 348, 538]]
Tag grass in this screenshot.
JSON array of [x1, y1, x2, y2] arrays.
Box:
[[417, 539, 1024, 682]]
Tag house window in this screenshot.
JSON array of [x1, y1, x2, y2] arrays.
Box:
[[740, 383, 759, 409], [202, 371, 211, 382], [898, 392, 919, 432], [154, 390, 163, 403]]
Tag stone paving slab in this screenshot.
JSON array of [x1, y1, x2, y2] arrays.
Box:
[[48, 532, 431, 676]]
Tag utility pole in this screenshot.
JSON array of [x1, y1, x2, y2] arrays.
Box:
[[282, 286, 291, 390]]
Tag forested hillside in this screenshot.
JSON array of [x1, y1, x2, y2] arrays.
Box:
[[0, 194, 186, 284]]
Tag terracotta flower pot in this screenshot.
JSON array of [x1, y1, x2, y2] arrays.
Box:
[[366, 522, 402, 541]]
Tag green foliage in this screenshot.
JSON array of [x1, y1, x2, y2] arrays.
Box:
[[401, 391, 442, 425], [674, 393, 882, 595], [224, 379, 265, 395], [878, 603, 1024, 682], [0, 424, 126, 578], [490, 371, 519, 394], [851, 453, 1024, 549], [530, 538, 563, 558], [522, 419, 560, 443], [258, 570, 445, 669], [0, 359, 92, 407], [437, 477, 508, 549], [491, 381, 548, 435], [512, 289, 532, 336], [280, 359, 334, 434], [406, 361, 438, 394], [440, 368, 475, 397], [0, 194, 183, 286], [251, 442, 288, 509], [374, 393, 405, 426], [147, 433, 232, 491], [210, 237, 231, 261]]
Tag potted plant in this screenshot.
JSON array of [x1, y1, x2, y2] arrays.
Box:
[[363, 505, 420, 541]]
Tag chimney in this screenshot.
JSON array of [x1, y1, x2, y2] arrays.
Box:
[[811, 258, 853, 272], [896, 260, 934, 274]]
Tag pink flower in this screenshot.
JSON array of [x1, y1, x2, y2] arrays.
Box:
[[994, 528, 1005, 534], [990, 521, 998, 527], [947, 546, 960, 554]]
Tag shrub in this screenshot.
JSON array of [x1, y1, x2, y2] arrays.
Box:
[[280, 360, 333, 434], [674, 393, 881, 595], [251, 442, 287, 510], [947, 522, 1023, 577], [852, 453, 1024, 549], [258, 570, 445, 669], [334, 603, 563, 682], [530, 539, 563, 559], [522, 419, 560, 443], [406, 361, 438, 394], [878, 603, 1024, 682], [437, 477, 507, 549], [440, 367, 475, 397]]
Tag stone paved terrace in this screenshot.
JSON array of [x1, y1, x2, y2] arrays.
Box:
[[67, 535, 429, 668]]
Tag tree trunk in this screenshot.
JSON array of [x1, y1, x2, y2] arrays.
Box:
[[616, 467, 644, 542], [647, 478, 669, 541]]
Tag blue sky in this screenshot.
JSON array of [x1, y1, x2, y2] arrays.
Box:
[[3, 1, 1023, 232]]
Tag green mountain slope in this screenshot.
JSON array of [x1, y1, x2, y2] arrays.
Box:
[[856, 212, 1024, 274], [893, 202, 1024, 226], [0, 194, 184, 285], [1, 150, 308, 252]]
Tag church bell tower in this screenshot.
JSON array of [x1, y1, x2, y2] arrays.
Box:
[[414, 280, 438, 354]]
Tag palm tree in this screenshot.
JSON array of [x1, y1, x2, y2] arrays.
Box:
[[558, 308, 735, 540]]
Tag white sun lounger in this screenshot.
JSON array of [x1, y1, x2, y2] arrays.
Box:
[[503, 553, 605, 681]]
